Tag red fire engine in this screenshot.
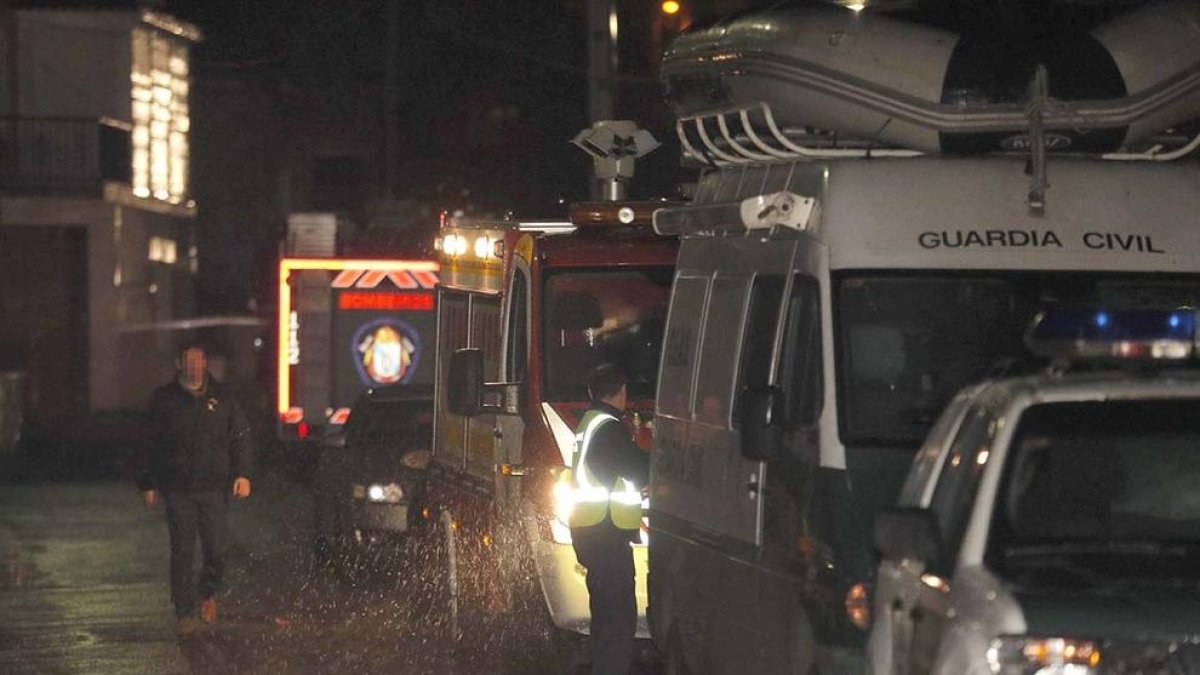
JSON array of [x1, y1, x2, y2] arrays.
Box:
[[429, 201, 677, 640], [277, 257, 440, 442]]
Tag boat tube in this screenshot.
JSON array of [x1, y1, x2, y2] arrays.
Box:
[[662, 0, 1200, 159]]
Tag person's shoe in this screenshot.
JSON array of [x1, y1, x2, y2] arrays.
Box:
[[199, 597, 218, 623], [175, 618, 199, 637]]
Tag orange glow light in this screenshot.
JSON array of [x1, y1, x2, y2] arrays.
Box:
[[276, 258, 440, 414], [662, 0, 681, 15]]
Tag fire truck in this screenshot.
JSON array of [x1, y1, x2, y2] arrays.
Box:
[[276, 256, 440, 443], [429, 201, 677, 641]]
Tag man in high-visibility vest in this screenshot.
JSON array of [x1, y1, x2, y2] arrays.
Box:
[[570, 363, 648, 675]]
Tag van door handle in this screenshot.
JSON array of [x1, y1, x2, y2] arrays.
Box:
[[747, 473, 759, 499]]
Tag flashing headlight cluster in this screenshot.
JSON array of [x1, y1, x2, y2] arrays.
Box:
[[356, 483, 404, 504], [987, 637, 1101, 675], [1026, 308, 1196, 361], [439, 234, 470, 257], [436, 231, 505, 260], [549, 466, 576, 545]]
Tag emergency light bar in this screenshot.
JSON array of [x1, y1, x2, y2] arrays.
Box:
[[1025, 308, 1197, 361]]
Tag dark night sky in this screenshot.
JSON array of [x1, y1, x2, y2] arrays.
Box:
[[27, 0, 1157, 311], [151, 0, 712, 310], [166, 0, 691, 207]]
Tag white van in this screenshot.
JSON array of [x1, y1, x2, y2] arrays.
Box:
[[648, 155, 1200, 674]]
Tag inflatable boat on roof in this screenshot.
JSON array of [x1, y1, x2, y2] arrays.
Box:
[[662, 0, 1200, 162]]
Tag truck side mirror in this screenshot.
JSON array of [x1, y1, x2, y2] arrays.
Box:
[[447, 348, 484, 416], [873, 507, 941, 562], [738, 385, 786, 461]]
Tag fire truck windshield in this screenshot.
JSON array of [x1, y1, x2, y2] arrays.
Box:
[[542, 266, 673, 402]]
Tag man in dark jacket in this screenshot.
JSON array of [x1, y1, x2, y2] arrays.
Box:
[[569, 364, 649, 675], [137, 343, 254, 635]]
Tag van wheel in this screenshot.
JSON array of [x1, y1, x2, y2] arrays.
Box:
[[664, 627, 692, 675]]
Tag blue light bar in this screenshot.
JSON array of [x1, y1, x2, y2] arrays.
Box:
[[1026, 308, 1197, 361]]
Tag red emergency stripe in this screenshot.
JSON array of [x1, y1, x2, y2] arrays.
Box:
[[356, 270, 386, 288], [412, 271, 440, 289], [331, 270, 362, 288], [387, 271, 418, 289]]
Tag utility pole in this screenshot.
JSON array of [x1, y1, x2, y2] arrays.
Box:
[[587, 0, 617, 124], [383, 0, 399, 202], [587, 0, 619, 198]]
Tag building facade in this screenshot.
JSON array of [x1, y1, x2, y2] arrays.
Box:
[[0, 6, 201, 434]]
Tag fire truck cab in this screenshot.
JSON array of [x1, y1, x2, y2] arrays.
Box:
[[430, 202, 677, 639]]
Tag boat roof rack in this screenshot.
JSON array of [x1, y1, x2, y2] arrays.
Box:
[[676, 102, 922, 166]]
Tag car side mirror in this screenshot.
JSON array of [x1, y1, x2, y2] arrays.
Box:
[[738, 385, 786, 461], [873, 507, 940, 562], [447, 348, 484, 416]]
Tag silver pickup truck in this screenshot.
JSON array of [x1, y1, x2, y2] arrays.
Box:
[[870, 309, 1200, 675]]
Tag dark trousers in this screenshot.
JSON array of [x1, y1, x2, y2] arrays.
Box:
[[573, 526, 637, 675], [163, 490, 229, 619]]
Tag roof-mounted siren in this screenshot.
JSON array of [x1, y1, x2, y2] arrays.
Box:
[[1026, 308, 1198, 363], [572, 121, 660, 202]]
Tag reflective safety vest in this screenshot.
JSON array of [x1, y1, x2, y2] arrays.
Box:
[[567, 410, 643, 530]]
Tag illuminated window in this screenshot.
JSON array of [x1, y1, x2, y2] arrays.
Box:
[[131, 27, 190, 202], [148, 236, 177, 264]]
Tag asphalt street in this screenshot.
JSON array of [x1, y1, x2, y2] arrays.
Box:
[[0, 457, 613, 675]]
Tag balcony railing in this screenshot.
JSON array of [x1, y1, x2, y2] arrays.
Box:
[[0, 116, 131, 193]]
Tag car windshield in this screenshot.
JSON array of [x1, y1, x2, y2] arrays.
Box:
[[836, 272, 1200, 445], [987, 399, 1200, 586], [542, 267, 673, 402]]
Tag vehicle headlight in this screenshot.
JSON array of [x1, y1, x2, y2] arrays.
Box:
[[548, 468, 575, 545], [987, 637, 1101, 675], [362, 483, 404, 504]]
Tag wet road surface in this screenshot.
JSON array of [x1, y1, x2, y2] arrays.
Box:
[[0, 463, 659, 674]]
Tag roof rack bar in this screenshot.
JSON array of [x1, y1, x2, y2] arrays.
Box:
[[717, 110, 777, 162], [696, 117, 750, 164], [740, 106, 797, 160], [1103, 130, 1200, 161], [676, 119, 713, 166], [760, 104, 922, 159]]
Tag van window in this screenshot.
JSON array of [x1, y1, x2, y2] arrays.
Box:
[[780, 276, 822, 428], [659, 275, 709, 417], [506, 269, 529, 382], [733, 274, 785, 427], [694, 276, 750, 427], [837, 272, 1200, 445]]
